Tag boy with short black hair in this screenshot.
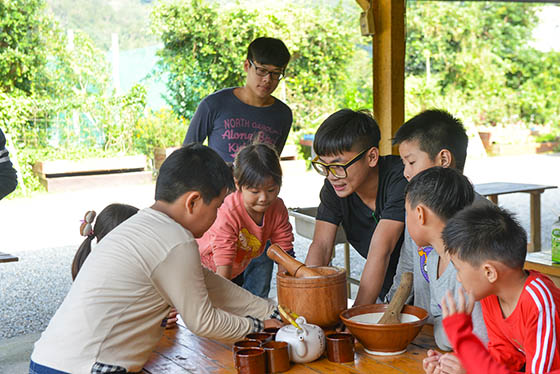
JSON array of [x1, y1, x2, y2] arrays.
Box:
[[405, 167, 487, 362], [388, 109, 485, 316], [442, 204, 560, 373], [305, 109, 407, 305], [184, 36, 292, 298], [30, 144, 282, 374]]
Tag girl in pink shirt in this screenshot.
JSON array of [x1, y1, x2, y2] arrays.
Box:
[[198, 143, 294, 284]]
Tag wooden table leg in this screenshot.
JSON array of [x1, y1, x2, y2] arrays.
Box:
[[488, 194, 498, 205], [529, 191, 542, 252]]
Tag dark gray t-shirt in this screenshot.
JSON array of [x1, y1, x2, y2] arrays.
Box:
[[316, 155, 407, 299], [183, 88, 292, 163]]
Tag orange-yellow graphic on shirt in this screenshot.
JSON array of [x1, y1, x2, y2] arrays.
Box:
[[236, 228, 262, 264]]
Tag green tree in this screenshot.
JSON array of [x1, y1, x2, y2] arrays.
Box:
[[0, 0, 52, 94], [151, 0, 359, 132]]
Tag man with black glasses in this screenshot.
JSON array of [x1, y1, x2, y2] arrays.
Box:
[[305, 109, 407, 306], [184, 37, 291, 164], [184, 37, 291, 298]]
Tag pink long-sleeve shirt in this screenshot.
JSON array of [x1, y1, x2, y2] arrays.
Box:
[[198, 190, 294, 279]]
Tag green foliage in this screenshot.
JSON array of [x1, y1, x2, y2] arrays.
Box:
[[405, 2, 560, 129], [0, 0, 51, 93], [152, 0, 359, 131], [133, 107, 188, 157]]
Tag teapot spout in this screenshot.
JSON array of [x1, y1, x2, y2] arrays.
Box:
[[294, 329, 308, 358]]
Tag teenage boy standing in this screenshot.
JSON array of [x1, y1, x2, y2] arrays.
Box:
[[183, 37, 291, 298]]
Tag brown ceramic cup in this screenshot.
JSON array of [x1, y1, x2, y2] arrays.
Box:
[[326, 332, 355, 363], [262, 327, 280, 340], [234, 347, 266, 374], [245, 332, 274, 344], [262, 341, 290, 373], [233, 339, 262, 353]]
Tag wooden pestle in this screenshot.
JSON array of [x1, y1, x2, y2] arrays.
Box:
[[378, 272, 413, 325], [267, 244, 321, 278]]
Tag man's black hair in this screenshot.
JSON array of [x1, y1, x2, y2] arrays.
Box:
[[313, 109, 380, 157], [443, 205, 527, 269], [247, 37, 290, 68], [233, 143, 282, 189], [392, 109, 469, 172], [406, 167, 474, 221], [155, 143, 234, 204]]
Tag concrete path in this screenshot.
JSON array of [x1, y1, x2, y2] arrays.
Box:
[[1, 153, 559, 373]]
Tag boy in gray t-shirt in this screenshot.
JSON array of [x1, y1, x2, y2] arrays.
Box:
[[405, 167, 488, 374]]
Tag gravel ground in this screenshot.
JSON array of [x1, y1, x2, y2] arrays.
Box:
[[1, 153, 559, 340]]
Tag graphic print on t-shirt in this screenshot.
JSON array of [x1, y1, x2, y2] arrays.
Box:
[[222, 117, 282, 158], [418, 246, 433, 282], [236, 228, 262, 266]]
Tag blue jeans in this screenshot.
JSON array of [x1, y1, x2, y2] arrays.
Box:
[[29, 361, 69, 374], [242, 242, 273, 298]]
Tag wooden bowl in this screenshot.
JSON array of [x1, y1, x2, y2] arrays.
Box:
[[340, 304, 428, 355], [276, 266, 347, 328]]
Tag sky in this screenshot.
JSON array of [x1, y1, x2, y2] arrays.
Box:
[[532, 5, 560, 52]]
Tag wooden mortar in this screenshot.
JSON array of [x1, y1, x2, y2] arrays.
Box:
[[268, 243, 347, 328]]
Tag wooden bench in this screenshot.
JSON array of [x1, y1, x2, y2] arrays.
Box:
[[474, 182, 557, 252], [0, 251, 18, 263], [33, 155, 153, 192]]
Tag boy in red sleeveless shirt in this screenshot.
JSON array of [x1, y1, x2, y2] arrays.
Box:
[[440, 204, 560, 374]]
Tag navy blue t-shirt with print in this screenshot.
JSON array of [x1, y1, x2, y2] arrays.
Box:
[[183, 88, 292, 163], [316, 155, 407, 299]]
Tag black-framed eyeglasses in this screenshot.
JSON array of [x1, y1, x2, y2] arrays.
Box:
[[311, 148, 370, 179], [249, 59, 285, 81]]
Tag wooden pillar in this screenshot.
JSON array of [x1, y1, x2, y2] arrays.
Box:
[[357, 0, 406, 156]]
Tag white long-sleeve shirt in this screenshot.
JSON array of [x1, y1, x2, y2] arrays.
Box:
[[31, 207, 276, 373]]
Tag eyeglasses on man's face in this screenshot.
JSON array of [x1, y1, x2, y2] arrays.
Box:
[[311, 148, 370, 179], [249, 59, 285, 81]]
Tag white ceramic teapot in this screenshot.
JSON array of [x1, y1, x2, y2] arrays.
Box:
[[275, 316, 325, 363]]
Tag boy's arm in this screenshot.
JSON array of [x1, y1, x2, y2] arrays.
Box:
[[482, 299, 526, 371], [385, 228, 414, 304], [443, 313, 517, 374], [305, 220, 338, 266], [305, 181, 342, 267], [207, 209, 241, 277], [183, 100, 213, 145], [441, 289, 519, 374], [274, 108, 292, 155], [268, 201, 294, 253], [353, 219, 404, 306], [152, 242, 275, 343], [520, 282, 560, 373]]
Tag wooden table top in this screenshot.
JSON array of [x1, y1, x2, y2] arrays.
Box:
[[0, 251, 18, 263], [525, 250, 560, 278], [143, 320, 436, 374], [474, 182, 557, 196]]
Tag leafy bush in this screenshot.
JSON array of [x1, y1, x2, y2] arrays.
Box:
[[133, 107, 189, 158]]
